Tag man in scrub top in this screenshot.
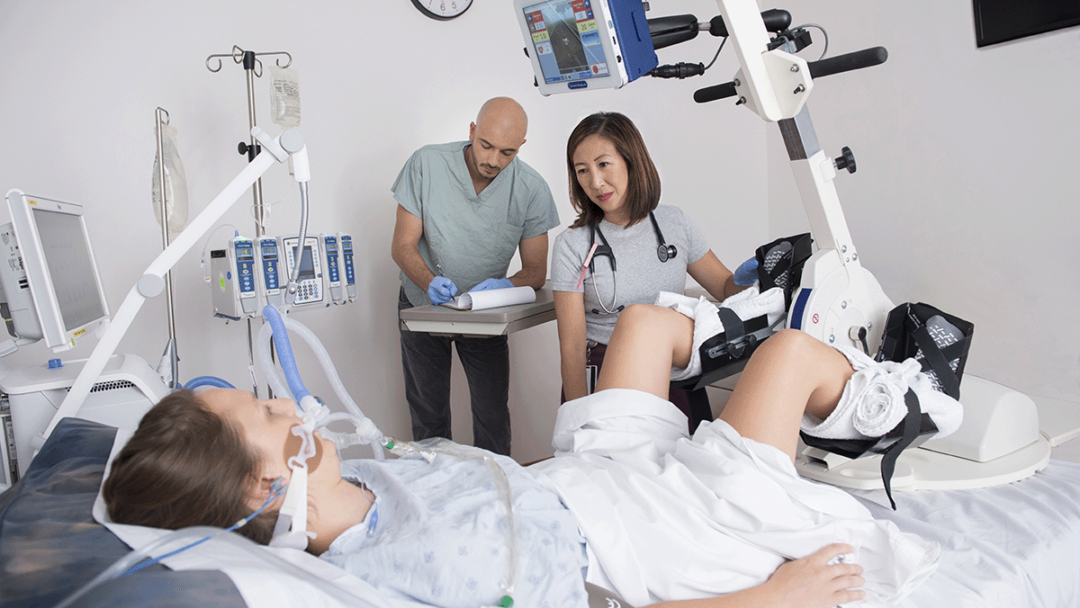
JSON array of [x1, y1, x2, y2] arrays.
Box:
[[390, 97, 559, 456]]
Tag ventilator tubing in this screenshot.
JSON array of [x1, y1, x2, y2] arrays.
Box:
[[258, 305, 385, 458]]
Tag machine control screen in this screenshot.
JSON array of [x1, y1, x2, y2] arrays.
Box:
[[523, 0, 611, 85]]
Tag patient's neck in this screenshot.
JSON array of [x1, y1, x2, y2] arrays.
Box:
[[306, 478, 374, 555]]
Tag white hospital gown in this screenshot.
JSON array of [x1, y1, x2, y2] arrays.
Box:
[[322, 445, 589, 608], [529, 388, 940, 608]]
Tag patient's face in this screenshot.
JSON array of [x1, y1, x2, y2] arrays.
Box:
[[200, 388, 334, 481]]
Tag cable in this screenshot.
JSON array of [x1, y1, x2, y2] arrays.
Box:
[[703, 36, 728, 71], [650, 36, 728, 79], [793, 23, 829, 60], [123, 478, 285, 576]]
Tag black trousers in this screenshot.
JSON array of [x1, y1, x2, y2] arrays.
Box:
[[398, 288, 511, 455]]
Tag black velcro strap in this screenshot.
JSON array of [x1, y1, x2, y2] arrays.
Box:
[[911, 325, 961, 399], [715, 307, 745, 342], [878, 389, 921, 510]]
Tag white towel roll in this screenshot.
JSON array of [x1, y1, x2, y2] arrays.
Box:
[[802, 345, 963, 440]]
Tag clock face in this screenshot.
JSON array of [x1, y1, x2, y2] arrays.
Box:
[[411, 0, 473, 20]]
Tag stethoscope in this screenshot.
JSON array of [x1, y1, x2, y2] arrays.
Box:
[[580, 210, 676, 315]]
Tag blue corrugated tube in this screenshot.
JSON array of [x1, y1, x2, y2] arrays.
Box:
[[261, 304, 311, 404], [181, 376, 235, 390]]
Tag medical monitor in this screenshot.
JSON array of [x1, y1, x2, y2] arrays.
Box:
[[515, 0, 657, 95], [0, 190, 110, 352]]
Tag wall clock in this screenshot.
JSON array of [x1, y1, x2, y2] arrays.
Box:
[[411, 0, 473, 20]]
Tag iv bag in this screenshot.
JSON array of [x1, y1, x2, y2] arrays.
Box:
[[151, 123, 189, 238], [270, 65, 301, 129]]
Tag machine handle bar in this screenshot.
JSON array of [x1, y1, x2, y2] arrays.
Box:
[[693, 46, 889, 104]]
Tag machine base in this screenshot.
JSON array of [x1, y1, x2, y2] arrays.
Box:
[[796, 374, 1053, 492]]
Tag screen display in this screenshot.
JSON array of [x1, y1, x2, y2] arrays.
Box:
[[523, 0, 611, 84], [292, 245, 316, 281], [32, 208, 106, 332]]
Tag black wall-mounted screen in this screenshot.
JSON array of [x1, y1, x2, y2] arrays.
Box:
[[974, 0, 1080, 47]]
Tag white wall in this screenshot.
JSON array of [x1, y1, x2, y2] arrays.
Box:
[[3, 1, 1072, 466], [0, 0, 766, 464], [766, 1, 1080, 405]]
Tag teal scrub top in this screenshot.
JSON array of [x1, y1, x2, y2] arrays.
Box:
[[392, 141, 560, 307]]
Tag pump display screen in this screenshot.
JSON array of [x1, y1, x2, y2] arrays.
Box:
[[293, 245, 316, 281], [523, 0, 611, 85]]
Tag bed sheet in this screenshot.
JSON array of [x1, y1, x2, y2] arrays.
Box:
[[851, 460, 1080, 608], [2, 417, 1079, 608]]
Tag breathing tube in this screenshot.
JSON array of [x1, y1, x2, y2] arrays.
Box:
[[256, 305, 519, 604]]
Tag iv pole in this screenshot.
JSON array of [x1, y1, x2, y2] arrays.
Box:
[[205, 46, 293, 397], [153, 107, 179, 389]]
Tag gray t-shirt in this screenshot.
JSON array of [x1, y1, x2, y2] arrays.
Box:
[[392, 141, 560, 307], [551, 205, 710, 344]]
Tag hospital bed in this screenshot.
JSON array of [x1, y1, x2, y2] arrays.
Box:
[[3, 415, 1079, 608]]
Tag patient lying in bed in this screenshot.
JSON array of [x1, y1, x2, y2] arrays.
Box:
[[104, 304, 945, 608]]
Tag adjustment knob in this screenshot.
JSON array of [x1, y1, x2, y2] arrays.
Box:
[[834, 146, 856, 173]]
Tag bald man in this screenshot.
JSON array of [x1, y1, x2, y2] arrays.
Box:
[[391, 97, 559, 456]]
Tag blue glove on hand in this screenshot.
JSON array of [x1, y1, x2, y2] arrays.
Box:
[[427, 276, 458, 304], [733, 257, 760, 286], [471, 278, 514, 292]]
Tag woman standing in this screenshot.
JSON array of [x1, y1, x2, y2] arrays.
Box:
[[551, 112, 755, 430]]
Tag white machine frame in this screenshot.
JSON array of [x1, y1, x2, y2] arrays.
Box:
[[707, 0, 1052, 489]]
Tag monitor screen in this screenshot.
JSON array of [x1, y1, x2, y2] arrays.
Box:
[[33, 208, 107, 332], [522, 0, 613, 85], [1, 190, 110, 352]]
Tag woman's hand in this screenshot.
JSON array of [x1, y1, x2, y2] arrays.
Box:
[[761, 544, 866, 608]]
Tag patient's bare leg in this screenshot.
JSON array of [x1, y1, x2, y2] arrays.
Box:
[[720, 329, 852, 460], [597, 304, 853, 460], [595, 304, 695, 399]]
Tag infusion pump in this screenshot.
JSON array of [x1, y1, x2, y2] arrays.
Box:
[[210, 231, 356, 320]]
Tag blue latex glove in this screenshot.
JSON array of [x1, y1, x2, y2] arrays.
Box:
[[470, 277, 514, 292], [732, 257, 759, 286], [427, 276, 458, 304]]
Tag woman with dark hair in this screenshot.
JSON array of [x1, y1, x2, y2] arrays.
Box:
[[551, 112, 756, 429], [98, 304, 946, 607]]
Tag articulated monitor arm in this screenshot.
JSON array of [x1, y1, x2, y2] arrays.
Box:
[[33, 128, 310, 449]]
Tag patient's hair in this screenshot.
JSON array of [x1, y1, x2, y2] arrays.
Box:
[[566, 112, 661, 229], [103, 389, 277, 545]]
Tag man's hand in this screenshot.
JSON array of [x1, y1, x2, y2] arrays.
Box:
[[471, 278, 515, 292], [428, 276, 458, 304]]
